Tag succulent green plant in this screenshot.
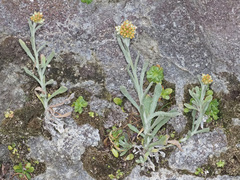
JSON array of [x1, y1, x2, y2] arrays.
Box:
[[205, 99, 219, 122], [161, 87, 173, 100], [113, 97, 123, 106], [109, 169, 124, 180], [72, 96, 88, 114], [116, 20, 179, 170], [195, 167, 204, 175], [108, 126, 125, 158], [13, 162, 34, 180], [146, 65, 173, 100], [147, 65, 164, 84], [19, 12, 68, 121], [216, 160, 225, 168]]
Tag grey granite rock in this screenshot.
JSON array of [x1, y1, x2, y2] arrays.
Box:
[[27, 97, 100, 180], [232, 118, 240, 126], [169, 129, 228, 173], [0, 0, 240, 179], [125, 166, 240, 180], [0, 63, 26, 123], [0, 144, 11, 163], [89, 96, 128, 128]]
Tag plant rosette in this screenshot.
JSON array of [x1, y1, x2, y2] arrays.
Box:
[[13, 162, 34, 180], [72, 96, 88, 114]]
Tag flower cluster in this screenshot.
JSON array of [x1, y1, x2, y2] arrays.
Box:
[[30, 12, 44, 24], [115, 20, 137, 39], [4, 109, 14, 118], [202, 74, 213, 85]]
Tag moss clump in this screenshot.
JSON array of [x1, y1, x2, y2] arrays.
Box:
[[48, 53, 106, 85], [0, 103, 44, 144], [82, 146, 135, 180]]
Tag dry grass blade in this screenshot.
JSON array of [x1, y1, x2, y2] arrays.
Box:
[[168, 140, 183, 152]]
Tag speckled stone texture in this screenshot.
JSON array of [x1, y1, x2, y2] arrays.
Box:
[[0, 0, 239, 119], [0, 0, 240, 179], [27, 98, 100, 180], [125, 166, 240, 180], [169, 129, 228, 172]]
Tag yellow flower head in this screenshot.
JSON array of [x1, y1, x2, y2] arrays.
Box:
[[202, 74, 213, 85], [30, 12, 44, 23], [115, 20, 137, 39], [4, 110, 14, 119]]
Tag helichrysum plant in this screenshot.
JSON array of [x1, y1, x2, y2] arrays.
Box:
[[181, 74, 214, 142], [115, 20, 179, 170], [19, 12, 68, 121]]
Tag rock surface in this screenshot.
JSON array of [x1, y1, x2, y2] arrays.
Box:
[[0, 0, 240, 179], [27, 97, 100, 180], [169, 129, 228, 172], [126, 166, 240, 180]]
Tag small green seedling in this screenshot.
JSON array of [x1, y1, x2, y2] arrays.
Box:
[[81, 0, 93, 4], [108, 126, 125, 157], [216, 160, 225, 168], [34, 160, 39, 165], [147, 65, 164, 84], [125, 153, 134, 161], [13, 162, 34, 180], [161, 87, 173, 100], [170, 131, 176, 138], [109, 169, 124, 180], [8, 143, 20, 158], [113, 97, 123, 106], [195, 167, 204, 175], [111, 148, 119, 158], [113, 97, 125, 112], [88, 112, 95, 117], [8, 143, 16, 151], [205, 99, 220, 122], [72, 96, 88, 114]]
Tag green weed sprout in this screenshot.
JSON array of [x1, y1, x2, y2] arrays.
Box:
[[205, 98, 219, 122], [146, 65, 164, 84], [72, 96, 88, 114], [115, 20, 179, 170], [81, 0, 92, 4], [195, 167, 204, 175], [19, 12, 68, 120], [108, 126, 125, 158], [109, 169, 124, 180], [146, 65, 173, 100], [13, 162, 34, 180], [216, 160, 225, 168], [113, 97, 123, 106], [181, 74, 213, 142]]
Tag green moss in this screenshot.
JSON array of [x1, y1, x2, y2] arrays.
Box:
[[82, 147, 135, 180], [0, 103, 45, 144], [48, 53, 106, 85]]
